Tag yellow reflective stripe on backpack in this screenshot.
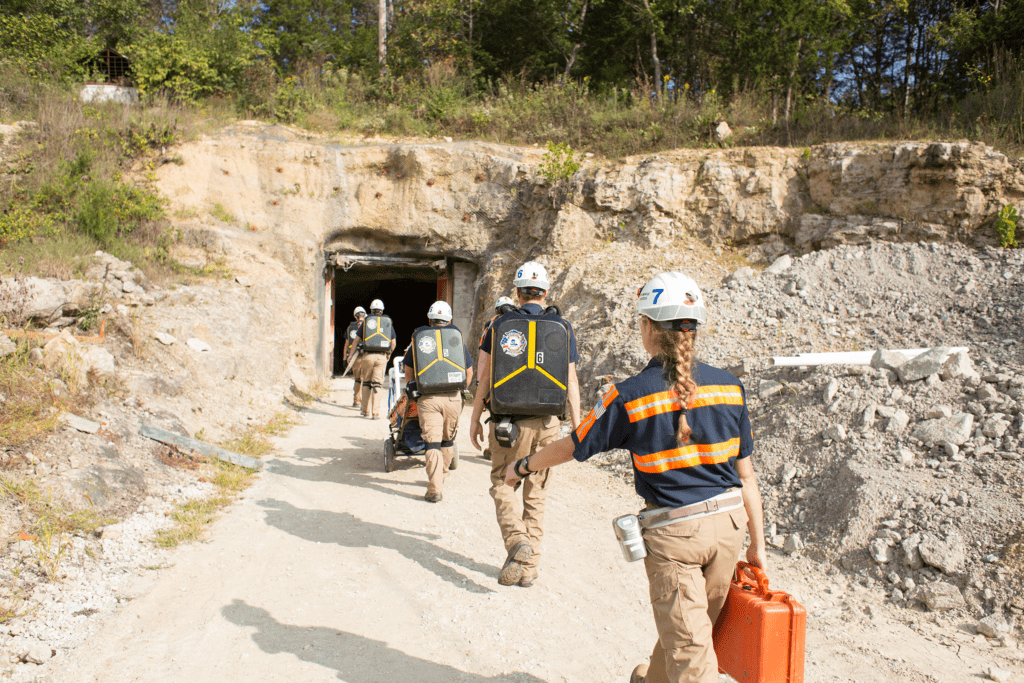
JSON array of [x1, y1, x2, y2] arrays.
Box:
[[418, 330, 464, 376], [492, 320, 566, 390], [366, 316, 389, 342]]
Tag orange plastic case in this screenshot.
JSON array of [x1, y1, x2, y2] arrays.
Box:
[[712, 562, 806, 683]]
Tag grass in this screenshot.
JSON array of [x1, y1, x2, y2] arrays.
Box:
[[0, 473, 111, 592], [208, 202, 235, 224], [152, 411, 296, 548], [0, 343, 68, 447]]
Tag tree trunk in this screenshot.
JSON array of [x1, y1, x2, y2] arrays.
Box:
[[564, 0, 590, 80], [784, 38, 802, 121], [640, 0, 661, 99], [378, 0, 387, 76], [904, 25, 915, 116]]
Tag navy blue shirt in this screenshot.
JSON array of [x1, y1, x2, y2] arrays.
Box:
[[572, 358, 752, 508], [403, 323, 474, 369], [479, 303, 579, 363]]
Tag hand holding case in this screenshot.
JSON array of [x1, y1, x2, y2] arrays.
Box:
[[712, 561, 806, 683]]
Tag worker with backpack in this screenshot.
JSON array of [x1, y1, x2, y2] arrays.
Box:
[[356, 299, 396, 419], [470, 261, 581, 587], [403, 301, 474, 502], [343, 306, 367, 407], [502, 272, 767, 683], [478, 296, 517, 461]]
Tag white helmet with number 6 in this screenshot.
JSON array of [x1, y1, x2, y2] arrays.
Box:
[[513, 261, 550, 291], [370, 299, 385, 313], [427, 301, 453, 322], [637, 272, 707, 330]]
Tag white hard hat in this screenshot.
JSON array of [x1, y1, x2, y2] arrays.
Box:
[[427, 301, 453, 322], [370, 299, 384, 312], [513, 261, 550, 290], [353, 306, 366, 316], [637, 272, 707, 330], [495, 296, 515, 310]]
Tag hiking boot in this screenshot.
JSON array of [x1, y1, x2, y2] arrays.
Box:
[[518, 575, 535, 588], [498, 542, 532, 586], [630, 664, 648, 683], [424, 492, 443, 503]]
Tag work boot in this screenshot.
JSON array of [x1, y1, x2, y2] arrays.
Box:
[[424, 492, 442, 503], [630, 664, 648, 683], [498, 542, 532, 586]]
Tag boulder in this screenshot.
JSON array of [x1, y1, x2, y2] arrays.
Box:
[[977, 614, 1011, 638], [154, 331, 177, 346], [869, 538, 895, 563], [897, 346, 951, 383], [823, 424, 847, 442], [918, 582, 966, 611], [758, 380, 783, 399], [901, 533, 924, 569], [887, 410, 910, 434], [0, 332, 15, 359], [725, 266, 756, 284], [824, 378, 839, 403], [925, 405, 953, 419], [784, 534, 804, 554], [187, 338, 212, 353], [918, 532, 966, 574], [764, 255, 793, 275], [911, 413, 975, 446], [940, 350, 980, 382], [20, 643, 51, 664], [870, 350, 908, 373]]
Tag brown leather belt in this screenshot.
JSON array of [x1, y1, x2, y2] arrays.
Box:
[[639, 492, 743, 529]]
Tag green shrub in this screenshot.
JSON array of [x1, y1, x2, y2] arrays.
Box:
[[539, 142, 581, 182], [996, 205, 1019, 248]]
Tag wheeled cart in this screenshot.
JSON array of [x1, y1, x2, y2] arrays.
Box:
[[382, 358, 459, 473]]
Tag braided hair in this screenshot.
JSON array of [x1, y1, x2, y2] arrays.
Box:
[[650, 323, 698, 445]]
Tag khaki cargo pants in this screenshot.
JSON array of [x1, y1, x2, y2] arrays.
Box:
[[359, 352, 389, 417], [641, 507, 748, 683], [417, 391, 463, 496], [488, 414, 559, 582], [350, 354, 367, 406]]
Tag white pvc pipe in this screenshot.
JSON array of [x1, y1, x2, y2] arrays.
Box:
[[771, 347, 969, 367]]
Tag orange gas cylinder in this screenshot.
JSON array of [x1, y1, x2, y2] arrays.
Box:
[[712, 562, 806, 683]]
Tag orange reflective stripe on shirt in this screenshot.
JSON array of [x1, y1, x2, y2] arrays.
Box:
[[575, 386, 619, 441], [632, 437, 741, 474], [690, 384, 743, 409], [624, 390, 681, 422]]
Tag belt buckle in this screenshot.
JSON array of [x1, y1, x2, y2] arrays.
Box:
[[706, 499, 719, 513]]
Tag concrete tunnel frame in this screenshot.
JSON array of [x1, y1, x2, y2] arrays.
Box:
[[316, 251, 480, 378]]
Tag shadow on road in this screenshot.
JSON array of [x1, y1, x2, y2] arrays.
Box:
[[222, 599, 547, 682], [257, 498, 497, 594], [269, 445, 428, 501]]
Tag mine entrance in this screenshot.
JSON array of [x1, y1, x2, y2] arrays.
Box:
[[324, 254, 478, 377]]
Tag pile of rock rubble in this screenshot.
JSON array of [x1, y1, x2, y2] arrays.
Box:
[[587, 238, 1024, 645]]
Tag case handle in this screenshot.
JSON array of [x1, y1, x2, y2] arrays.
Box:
[[734, 561, 771, 593]]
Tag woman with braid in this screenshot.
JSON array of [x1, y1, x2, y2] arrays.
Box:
[[504, 272, 766, 683]]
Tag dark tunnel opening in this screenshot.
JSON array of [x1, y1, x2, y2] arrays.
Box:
[[331, 263, 444, 376]]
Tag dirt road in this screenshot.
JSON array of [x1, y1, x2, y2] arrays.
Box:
[[49, 380, 1018, 682]]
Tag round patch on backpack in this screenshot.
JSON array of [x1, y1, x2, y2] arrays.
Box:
[[366, 318, 378, 330], [417, 335, 436, 354], [500, 329, 527, 357]]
